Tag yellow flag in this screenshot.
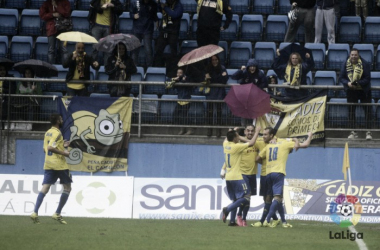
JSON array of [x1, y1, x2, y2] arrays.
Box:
[[342, 142, 350, 180]]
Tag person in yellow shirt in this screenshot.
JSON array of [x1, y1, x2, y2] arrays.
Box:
[[30, 113, 71, 225], [256, 127, 312, 228]]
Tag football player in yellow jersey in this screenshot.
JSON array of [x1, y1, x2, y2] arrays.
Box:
[[256, 127, 312, 228], [31, 114, 71, 225], [221, 126, 260, 226]]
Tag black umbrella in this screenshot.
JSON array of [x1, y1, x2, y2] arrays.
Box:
[[94, 33, 141, 53], [14, 59, 58, 77], [0, 58, 14, 70], [272, 43, 315, 79]]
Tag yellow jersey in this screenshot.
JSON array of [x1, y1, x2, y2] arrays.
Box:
[[43, 127, 68, 170], [223, 140, 249, 181], [239, 137, 266, 175], [259, 139, 295, 176], [96, 0, 111, 26]]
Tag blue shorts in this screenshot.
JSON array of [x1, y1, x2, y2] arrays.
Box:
[[42, 170, 73, 185], [259, 175, 269, 197], [242, 174, 257, 196], [266, 172, 285, 197], [226, 179, 249, 201]]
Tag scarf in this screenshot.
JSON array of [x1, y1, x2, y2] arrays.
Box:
[[285, 64, 301, 86], [346, 58, 363, 89], [76, 52, 86, 79], [162, 2, 175, 29]]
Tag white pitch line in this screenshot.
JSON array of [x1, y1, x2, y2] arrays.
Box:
[[348, 225, 368, 250]]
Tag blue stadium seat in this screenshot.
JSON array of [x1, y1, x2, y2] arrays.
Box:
[[0, 9, 18, 36], [339, 16, 361, 43], [240, 14, 263, 41], [218, 41, 228, 66], [90, 93, 111, 98], [71, 10, 90, 34], [352, 44, 374, 69], [40, 92, 63, 120], [355, 99, 375, 128], [226, 69, 239, 84], [305, 43, 326, 70], [266, 15, 288, 42], [4, 0, 26, 8], [118, 12, 133, 34], [35, 36, 49, 62], [144, 67, 166, 95], [253, 42, 276, 69], [278, 42, 300, 51], [229, 41, 252, 69], [47, 65, 68, 92], [8, 70, 21, 78], [277, 0, 292, 14], [96, 66, 109, 93], [10, 36, 33, 62], [180, 40, 198, 55], [136, 94, 159, 123], [376, 45, 380, 71], [137, 40, 154, 67], [326, 43, 350, 70], [328, 98, 349, 128], [20, 9, 42, 36], [252, 0, 275, 14], [230, 0, 250, 14], [314, 71, 337, 98], [131, 66, 144, 95], [190, 14, 198, 40], [77, 0, 91, 10], [371, 72, 380, 99], [220, 14, 239, 41], [0, 36, 8, 58], [160, 94, 178, 123], [188, 95, 206, 125], [364, 17, 380, 43], [377, 100, 380, 129], [182, 0, 197, 13], [179, 13, 190, 40]]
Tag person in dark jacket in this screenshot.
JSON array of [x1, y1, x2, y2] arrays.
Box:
[[339, 48, 372, 140], [205, 55, 228, 137], [315, 0, 338, 44], [88, 0, 124, 65], [106, 43, 138, 97], [231, 59, 268, 89], [0, 65, 15, 129], [153, 0, 183, 67], [63, 42, 100, 96], [195, 0, 232, 47], [39, 0, 71, 64], [130, 0, 158, 68], [284, 0, 316, 43]]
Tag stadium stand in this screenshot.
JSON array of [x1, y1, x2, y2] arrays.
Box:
[[220, 14, 239, 41], [352, 43, 374, 69], [71, 10, 90, 34], [277, 0, 292, 14], [326, 43, 350, 70], [240, 14, 263, 41], [10, 36, 33, 62], [253, 42, 276, 69], [328, 98, 350, 128], [0, 8, 18, 36], [217, 40, 228, 66], [40, 92, 63, 120], [34, 36, 49, 62], [77, 0, 91, 10], [46, 64, 68, 92], [180, 40, 198, 55], [229, 41, 252, 69], [181, 0, 197, 13], [96, 66, 109, 93], [144, 67, 166, 95], [230, 0, 250, 15], [19, 9, 42, 36], [179, 13, 190, 40], [314, 71, 337, 98], [118, 12, 133, 34], [0, 35, 8, 58], [4, 0, 26, 9], [364, 17, 380, 43], [160, 94, 178, 123], [252, 0, 275, 14], [339, 16, 362, 43], [190, 14, 198, 40], [188, 95, 206, 125], [305, 43, 326, 70], [266, 15, 288, 42], [371, 71, 380, 99]]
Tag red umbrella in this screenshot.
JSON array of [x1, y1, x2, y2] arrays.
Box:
[[178, 44, 223, 67], [224, 84, 271, 119]]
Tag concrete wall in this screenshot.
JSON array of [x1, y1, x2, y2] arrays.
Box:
[[0, 139, 379, 182]]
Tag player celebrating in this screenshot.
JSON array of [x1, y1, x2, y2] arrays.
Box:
[[256, 127, 312, 228], [30, 114, 71, 224]]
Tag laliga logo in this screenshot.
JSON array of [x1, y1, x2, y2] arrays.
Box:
[[329, 194, 362, 228], [76, 182, 116, 214]]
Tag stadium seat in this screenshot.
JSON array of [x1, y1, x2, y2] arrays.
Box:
[[252, 0, 275, 14], [134, 94, 159, 123], [131, 66, 144, 95], [19, 9, 42, 36], [220, 14, 239, 41], [118, 12, 133, 34], [40, 92, 63, 120], [0, 36, 8, 58], [314, 71, 337, 98], [240, 14, 263, 41], [96, 66, 109, 93], [266, 15, 288, 42], [326, 43, 350, 70], [278, 42, 300, 51], [10, 36, 33, 63], [253, 42, 276, 69], [377, 100, 380, 129], [0, 9, 18, 36], [188, 95, 206, 125], [376, 45, 380, 71], [35, 36, 49, 62], [339, 16, 361, 43], [8, 70, 21, 78], [71, 10, 90, 34], [182, 0, 197, 13], [305, 43, 326, 70], [90, 93, 111, 98], [352, 44, 374, 69], [144, 67, 166, 95], [328, 98, 349, 128], [229, 0, 250, 14], [179, 13, 190, 40], [355, 99, 375, 128], [46, 65, 68, 92], [4, 0, 26, 8], [277, 0, 292, 14], [160, 94, 178, 123], [190, 14, 198, 40], [229, 41, 252, 69], [180, 40, 198, 55], [371, 71, 380, 99], [77, 0, 91, 10], [226, 69, 239, 84], [217, 41, 228, 66], [364, 17, 380, 43]]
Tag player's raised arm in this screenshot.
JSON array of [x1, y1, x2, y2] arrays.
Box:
[[298, 132, 313, 148]]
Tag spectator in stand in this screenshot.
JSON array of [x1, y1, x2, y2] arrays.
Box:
[[39, 0, 71, 64], [267, 75, 283, 96], [130, 0, 158, 68], [284, 0, 316, 43], [339, 48, 372, 140], [153, 0, 183, 67], [355, 0, 368, 20], [205, 55, 228, 137], [195, 0, 232, 47], [106, 43, 137, 97], [88, 0, 124, 66], [0, 65, 15, 130], [63, 42, 100, 96], [315, 0, 337, 45]]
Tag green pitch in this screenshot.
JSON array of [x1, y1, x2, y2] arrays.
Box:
[[0, 216, 379, 250]]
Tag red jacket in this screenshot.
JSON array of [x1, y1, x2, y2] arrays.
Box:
[[39, 0, 71, 37]]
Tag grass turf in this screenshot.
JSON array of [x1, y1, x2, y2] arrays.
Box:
[[0, 215, 379, 250]]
